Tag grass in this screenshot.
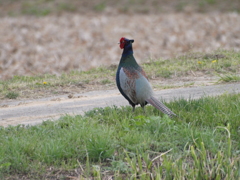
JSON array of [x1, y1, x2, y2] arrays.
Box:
[[1, 49, 240, 100], [218, 74, 240, 83], [0, 93, 240, 179], [5, 91, 19, 99], [143, 50, 240, 78], [0, 67, 116, 99], [1, 0, 240, 16]]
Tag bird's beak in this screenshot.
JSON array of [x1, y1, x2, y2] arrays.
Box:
[[130, 40, 134, 43]]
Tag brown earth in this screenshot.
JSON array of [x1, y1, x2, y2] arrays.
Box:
[[1, 12, 240, 80]]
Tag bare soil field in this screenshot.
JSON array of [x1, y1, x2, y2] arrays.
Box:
[[1, 12, 240, 80]]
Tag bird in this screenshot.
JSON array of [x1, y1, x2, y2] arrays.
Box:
[[116, 37, 176, 118]]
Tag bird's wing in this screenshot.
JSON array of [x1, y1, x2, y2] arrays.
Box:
[[119, 67, 138, 104], [119, 67, 153, 105]]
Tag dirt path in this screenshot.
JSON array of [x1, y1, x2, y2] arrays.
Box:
[[1, 83, 239, 127]]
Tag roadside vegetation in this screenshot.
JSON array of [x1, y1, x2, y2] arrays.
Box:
[[0, 93, 239, 179], [1, 50, 240, 100]]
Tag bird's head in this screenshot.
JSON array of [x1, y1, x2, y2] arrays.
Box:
[[119, 37, 134, 49]]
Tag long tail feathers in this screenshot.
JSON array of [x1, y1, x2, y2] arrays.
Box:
[[146, 96, 176, 118]]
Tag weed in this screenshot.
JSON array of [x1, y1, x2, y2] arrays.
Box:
[[218, 74, 240, 82], [94, 2, 106, 12], [22, 5, 51, 16], [101, 79, 111, 85], [57, 3, 77, 12], [5, 91, 19, 99]]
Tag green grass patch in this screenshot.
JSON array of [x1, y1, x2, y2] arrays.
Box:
[[21, 1, 51, 16], [218, 74, 240, 83], [143, 50, 240, 79], [94, 2, 106, 12], [5, 91, 19, 99], [0, 93, 239, 179], [57, 3, 77, 12]]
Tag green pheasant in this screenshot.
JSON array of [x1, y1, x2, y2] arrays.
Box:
[[116, 37, 176, 118]]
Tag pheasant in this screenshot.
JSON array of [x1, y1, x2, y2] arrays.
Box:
[[116, 37, 176, 118]]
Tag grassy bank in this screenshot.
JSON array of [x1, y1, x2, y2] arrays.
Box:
[[0, 93, 239, 179], [1, 50, 240, 100]]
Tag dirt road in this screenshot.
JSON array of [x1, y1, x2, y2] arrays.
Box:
[[0, 83, 239, 127]]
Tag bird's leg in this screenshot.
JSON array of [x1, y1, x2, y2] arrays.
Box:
[[141, 104, 146, 114], [132, 106, 135, 112]]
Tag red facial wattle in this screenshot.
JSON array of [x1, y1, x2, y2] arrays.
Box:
[[119, 37, 125, 49]]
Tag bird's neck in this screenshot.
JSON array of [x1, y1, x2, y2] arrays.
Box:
[[122, 43, 133, 57], [119, 44, 139, 68]]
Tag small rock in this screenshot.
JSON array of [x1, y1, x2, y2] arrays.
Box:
[[68, 94, 73, 99]]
